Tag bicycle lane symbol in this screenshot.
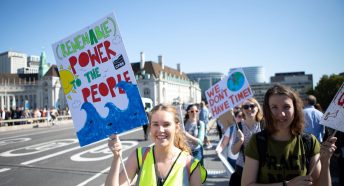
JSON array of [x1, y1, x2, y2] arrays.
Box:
[[0, 138, 31, 147], [71, 141, 138, 162], [0, 139, 78, 157]]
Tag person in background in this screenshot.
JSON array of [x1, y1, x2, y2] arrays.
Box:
[[216, 119, 224, 140], [230, 98, 264, 186], [333, 131, 344, 186], [4, 108, 12, 126], [33, 108, 41, 123], [0, 109, 4, 121], [11, 107, 22, 125], [184, 104, 206, 166], [142, 107, 149, 140], [242, 84, 337, 186], [313, 103, 333, 144], [216, 107, 243, 168], [314, 103, 323, 112], [199, 101, 212, 149], [50, 107, 58, 125], [106, 104, 206, 186], [303, 95, 324, 142]]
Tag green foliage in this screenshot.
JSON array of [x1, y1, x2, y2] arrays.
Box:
[[313, 73, 344, 110]]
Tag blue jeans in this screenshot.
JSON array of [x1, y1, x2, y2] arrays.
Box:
[[192, 146, 204, 166], [227, 157, 236, 168]]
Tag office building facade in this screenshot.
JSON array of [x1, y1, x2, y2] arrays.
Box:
[[187, 72, 224, 101]]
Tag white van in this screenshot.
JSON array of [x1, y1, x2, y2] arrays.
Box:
[[141, 97, 153, 112]]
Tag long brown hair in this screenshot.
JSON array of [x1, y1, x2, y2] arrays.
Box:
[[150, 104, 191, 154], [263, 84, 304, 136]]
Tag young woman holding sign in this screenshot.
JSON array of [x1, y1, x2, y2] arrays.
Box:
[[241, 84, 337, 186], [229, 97, 264, 186], [216, 106, 243, 168], [106, 104, 206, 186]]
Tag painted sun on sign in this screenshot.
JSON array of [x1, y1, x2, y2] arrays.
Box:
[[59, 65, 80, 99]]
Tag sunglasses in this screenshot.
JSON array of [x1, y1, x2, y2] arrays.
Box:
[[243, 104, 256, 110], [189, 110, 199, 113], [234, 111, 241, 117]]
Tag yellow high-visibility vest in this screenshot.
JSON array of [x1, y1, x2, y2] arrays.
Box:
[[136, 146, 207, 186]]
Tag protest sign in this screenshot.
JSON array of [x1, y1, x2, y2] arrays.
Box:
[[52, 12, 148, 146], [320, 82, 344, 132], [216, 137, 235, 177], [205, 68, 253, 119], [218, 110, 234, 130]]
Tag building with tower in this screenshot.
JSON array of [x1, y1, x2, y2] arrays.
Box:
[[0, 51, 67, 111], [0, 51, 201, 111]]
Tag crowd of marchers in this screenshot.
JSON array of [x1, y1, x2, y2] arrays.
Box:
[[0, 106, 70, 126], [105, 84, 343, 186]]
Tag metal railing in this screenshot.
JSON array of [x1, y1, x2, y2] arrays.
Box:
[[0, 115, 72, 127]]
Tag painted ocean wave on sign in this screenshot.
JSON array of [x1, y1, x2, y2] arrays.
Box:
[[77, 81, 148, 146]]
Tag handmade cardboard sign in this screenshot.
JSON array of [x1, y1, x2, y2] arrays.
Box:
[[218, 110, 235, 130], [205, 68, 253, 119], [52, 12, 148, 146]]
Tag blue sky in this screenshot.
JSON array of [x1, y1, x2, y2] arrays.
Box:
[[1, 0, 343, 87]]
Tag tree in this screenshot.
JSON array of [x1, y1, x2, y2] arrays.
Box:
[[313, 73, 344, 110]]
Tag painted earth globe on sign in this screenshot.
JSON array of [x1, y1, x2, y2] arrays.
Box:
[[227, 72, 245, 91]]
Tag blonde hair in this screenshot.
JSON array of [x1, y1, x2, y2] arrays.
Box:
[[150, 104, 191, 154], [242, 97, 264, 122]]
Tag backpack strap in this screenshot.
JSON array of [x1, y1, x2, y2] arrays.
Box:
[[301, 133, 313, 173], [259, 120, 265, 130], [256, 132, 314, 176], [238, 121, 243, 131], [256, 130, 268, 181]]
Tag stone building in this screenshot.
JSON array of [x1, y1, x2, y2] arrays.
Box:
[[0, 51, 201, 110], [0, 50, 66, 110], [132, 52, 201, 106]]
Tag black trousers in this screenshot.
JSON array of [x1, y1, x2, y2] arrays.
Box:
[[229, 166, 242, 186]]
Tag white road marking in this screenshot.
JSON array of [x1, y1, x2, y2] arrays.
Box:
[[77, 167, 110, 186], [0, 168, 11, 173], [77, 143, 153, 186], [0, 126, 73, 140], [71, 141, 138, 162], [21, 145, 81, 165], [0, 139, 78, 157], [20, 128, 141, 165], [76, 157, 128, 186], [0, 138, 31, 146]]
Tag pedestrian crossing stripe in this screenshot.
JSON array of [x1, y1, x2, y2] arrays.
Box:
[[206, 169, 228, 177]]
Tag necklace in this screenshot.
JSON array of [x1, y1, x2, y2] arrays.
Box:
[[156, 157, 172, 183], [155, 150, 178, 185]]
